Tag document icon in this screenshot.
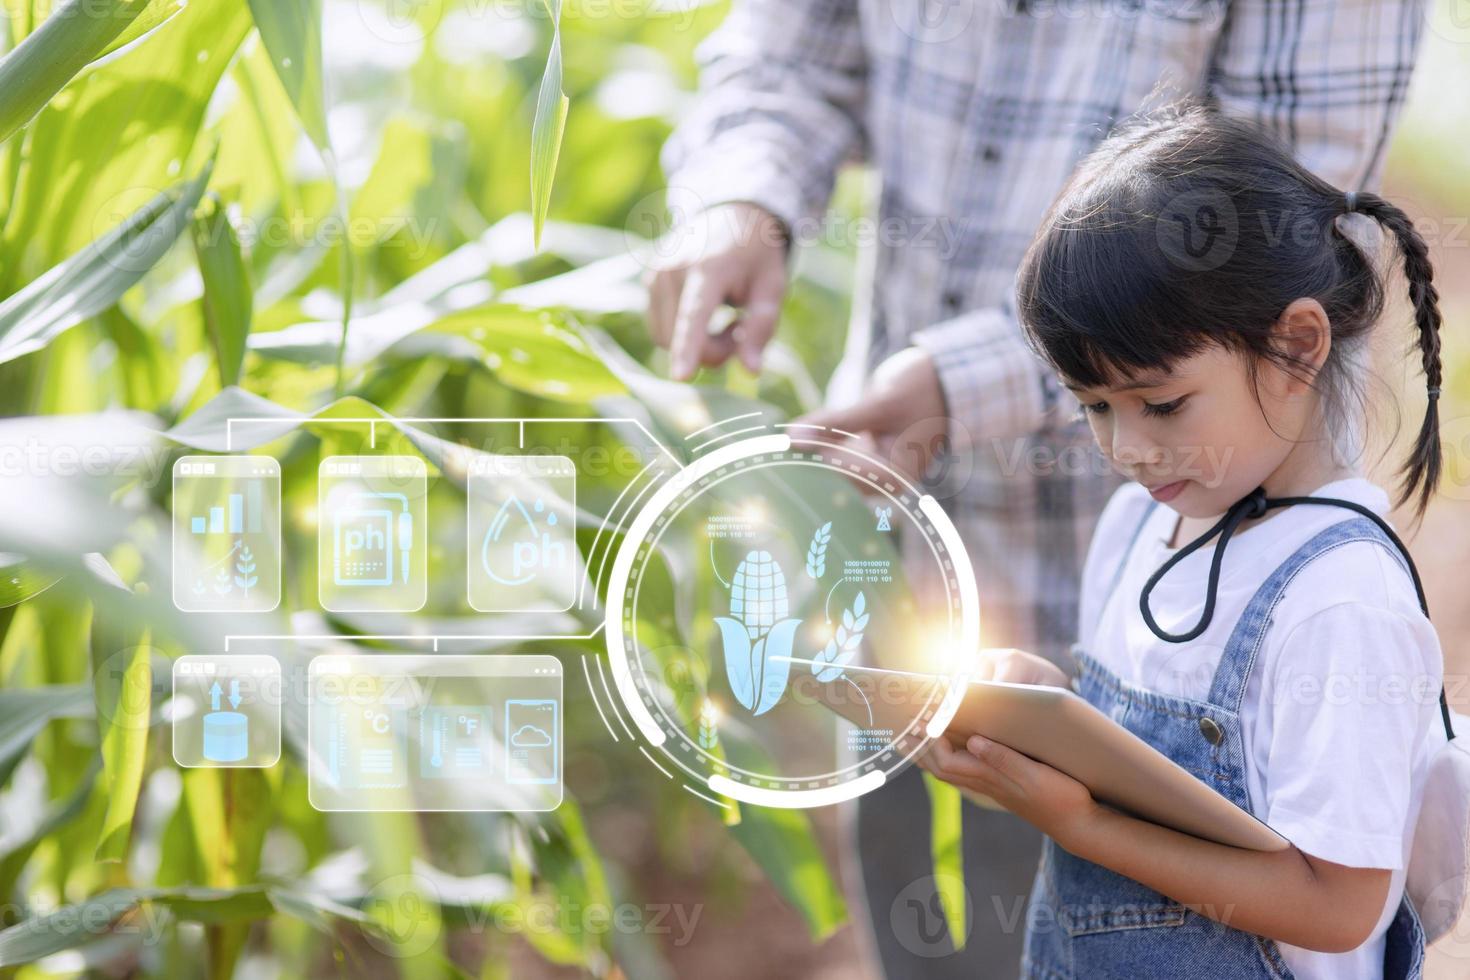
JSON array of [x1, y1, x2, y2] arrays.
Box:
[[334, 492, 413, 587], [318, 456, 427, 612]]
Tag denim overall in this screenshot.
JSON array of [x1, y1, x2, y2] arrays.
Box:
[[1022, 501, 1427, 979]]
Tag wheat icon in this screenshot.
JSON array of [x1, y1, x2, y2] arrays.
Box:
[[805, 521, 831, 579], [698, 699, 719, 750], [812, 591, 872, 725]]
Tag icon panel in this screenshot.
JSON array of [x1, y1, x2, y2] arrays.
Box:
[[318, 456, 428, 612], [171, 655, 282, 768], [172, 457, 281, 612], [467, 454, 577, 612], [307, 654, 562, 811]]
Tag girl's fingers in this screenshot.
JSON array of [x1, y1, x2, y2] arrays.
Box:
[[933, 739, 993, 781], [925, 736, 1029, 804], [964, 737, 1029, 796]]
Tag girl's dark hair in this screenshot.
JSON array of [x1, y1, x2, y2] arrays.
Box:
[[1016, 101, 1443, 520]]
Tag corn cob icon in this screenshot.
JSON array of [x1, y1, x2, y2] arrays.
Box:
[[713, 550, 804, 715]]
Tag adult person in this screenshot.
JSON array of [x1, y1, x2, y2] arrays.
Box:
[[647, 1, 1428, 975]]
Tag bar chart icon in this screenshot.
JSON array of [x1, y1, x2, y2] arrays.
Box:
[[173, 456, 281, 612], [189, 482, 264, 537]]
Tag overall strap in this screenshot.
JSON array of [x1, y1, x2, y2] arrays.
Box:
[[1097, 497, 1162, 624], [1205, 515, 1412, 716], [1146, 488, 1454, 742]]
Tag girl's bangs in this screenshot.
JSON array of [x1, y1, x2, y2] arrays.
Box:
[[1020, 206, 1215, 390]]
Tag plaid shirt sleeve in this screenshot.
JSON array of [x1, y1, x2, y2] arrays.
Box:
[[912, 0, 1425, 447], [910, 289, 1068, 451], [659, 0, 867, 234]]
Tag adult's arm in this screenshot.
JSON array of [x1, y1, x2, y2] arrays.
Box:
[[660, 0, 868, 237]]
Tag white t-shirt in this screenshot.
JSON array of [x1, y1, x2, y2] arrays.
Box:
[[1080, 477, 1445, 980]]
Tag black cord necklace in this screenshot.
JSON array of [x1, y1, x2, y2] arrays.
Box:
[[1139, 485, 1456, 741]]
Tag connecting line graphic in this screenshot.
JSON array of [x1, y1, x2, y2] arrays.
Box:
[[223, 622, 605, 652], [768, 655, 951, 682], [218, 412, 687, 624], [223, 415, 685, 471], [771, 656, 961, 729]]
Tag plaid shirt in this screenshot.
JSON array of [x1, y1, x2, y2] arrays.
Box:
[[662, 0, 1426, 661]]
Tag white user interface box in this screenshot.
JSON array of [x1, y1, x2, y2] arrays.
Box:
[[467, 454, 578, 612], [307, 654, 562, 812], [172, 456, 281, 612], [318, 456, 428, 613]]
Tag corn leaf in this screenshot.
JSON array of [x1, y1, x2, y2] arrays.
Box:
[[245, 0, 329, 153], [93, 0, 184, 62], [0, 553, 61, 607], [530, 0, 569, 250], [90, 629, 152, 863], [726, 802, 847, 940], [0, 0, 151, 146], [0, 685, 92, 779], [249, 303, 626, 402], [923, 772, 969, 951], [0, 883, 372, 966], [0, 161, 212, 365], [0, 0, 248, 276], [191, 194, 253, 387]]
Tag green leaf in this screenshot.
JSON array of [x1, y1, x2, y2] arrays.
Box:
[[726, 804, 847, 941], [191, 193, 253, 386], [249, 304, 627, 403], [0, 885, 289, 966], [245, 0, 329, 153], [923, 771, 968, 951], [0, 161, 213, 365], [95, 305, 170, 409], [0, 0, 151, 146], [93, 0, 185, 61], [530, 0, 569, 251], [0, 888, 142, 965], [162, 388, 613, 537], [0, 552, 61, 607], [0, 684, 93, 779], [0, 0, 249, 277], [0, 757, 99, 899], [90, 637, 152, 863]]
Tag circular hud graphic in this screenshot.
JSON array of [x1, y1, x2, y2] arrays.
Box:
[[605, 434, 979, 808]]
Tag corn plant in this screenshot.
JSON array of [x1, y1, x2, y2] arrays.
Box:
[[0, 0, 860, 976]]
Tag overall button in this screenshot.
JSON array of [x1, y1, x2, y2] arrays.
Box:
[[1199, 717, 1224, 745]]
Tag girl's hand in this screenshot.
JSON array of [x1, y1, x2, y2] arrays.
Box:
[[919, 734, 1101, 848], [973, 647, 1071, 688]]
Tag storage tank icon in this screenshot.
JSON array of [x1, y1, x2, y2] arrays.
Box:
[[713, 550, 803, 716]]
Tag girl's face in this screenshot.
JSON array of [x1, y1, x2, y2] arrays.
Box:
[[1065, 303, 1332, 519]]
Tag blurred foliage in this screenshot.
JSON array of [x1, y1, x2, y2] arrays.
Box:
[[0, 0, 863, 976]]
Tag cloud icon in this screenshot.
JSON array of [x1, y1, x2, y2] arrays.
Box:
[[510, 724, 552, 747]]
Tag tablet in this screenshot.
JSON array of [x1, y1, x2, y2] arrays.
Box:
[[815, 669, 1290, 852]]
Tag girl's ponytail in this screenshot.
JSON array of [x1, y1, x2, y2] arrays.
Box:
[[1345, 190, 1444, 520]]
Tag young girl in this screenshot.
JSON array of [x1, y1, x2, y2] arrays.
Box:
[[921, 103, 1450, 979]]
